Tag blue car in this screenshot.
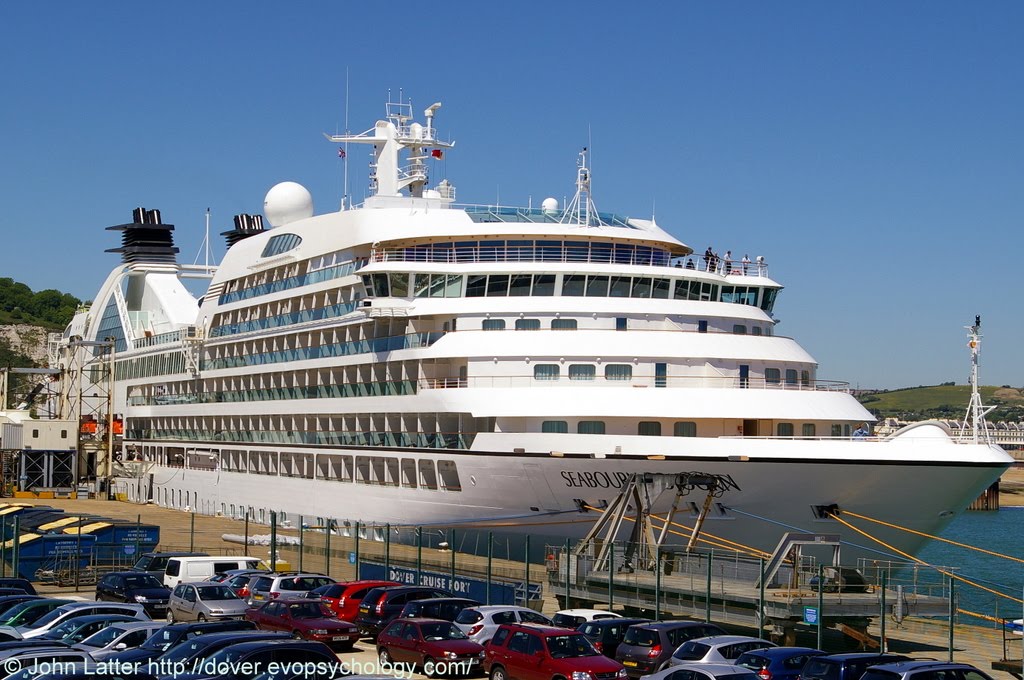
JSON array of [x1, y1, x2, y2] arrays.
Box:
[[736, 647, 825, 680]]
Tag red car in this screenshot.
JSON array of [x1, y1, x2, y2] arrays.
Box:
[[377, 617, 485, 677], [485, 622, 627, 680], [310, 579, 400, 623], [245, 597, 359, 651]]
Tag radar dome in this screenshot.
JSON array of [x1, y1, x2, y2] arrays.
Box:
[[264, 181, 314, 228], [541, 197, 559, 212]]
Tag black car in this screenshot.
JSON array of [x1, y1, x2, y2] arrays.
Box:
[[615, 620, 728, 678], [0, 578, 37, 596], [355, 585, 453, 638], [131, 552, 208, 579], [106, 619, 258, 666], [397, 597, 481, 621], [578, 617, 651, 658], [162, 638, 344, 680], [800, 653, 913, 680], [96, 572, 172, 617]]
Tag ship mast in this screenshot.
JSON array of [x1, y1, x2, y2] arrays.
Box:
[[561, 147, 602, 227], [962, 315, 995, 443]]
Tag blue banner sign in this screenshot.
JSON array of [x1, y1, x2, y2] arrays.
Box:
[[359, 562, 542, 605]]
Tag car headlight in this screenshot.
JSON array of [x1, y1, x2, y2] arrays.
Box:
[[572, 672, 594, 680], [134, 595, 148, 603], [617, 671, 628, 680], [309, 629, 329, 635], [444, 651, 458, 660]]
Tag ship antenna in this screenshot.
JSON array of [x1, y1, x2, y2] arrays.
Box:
[[963, 315, 995, 443], [561, 146, 601, 227]]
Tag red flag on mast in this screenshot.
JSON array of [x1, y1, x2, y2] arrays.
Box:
[[430, 149, 443, 159]]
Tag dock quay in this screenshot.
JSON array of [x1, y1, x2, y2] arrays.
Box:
[[1, 496, 1021, 678]]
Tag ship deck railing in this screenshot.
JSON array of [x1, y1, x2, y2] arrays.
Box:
[[418, 375, 849, 392], [370, 243, 768, 278]]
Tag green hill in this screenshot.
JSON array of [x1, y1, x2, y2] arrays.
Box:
[[0, 278, 81, 329], [858, 384, 1024, 422]]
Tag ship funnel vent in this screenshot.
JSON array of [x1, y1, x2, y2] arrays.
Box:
[[105, 207, 179, 264], [222, 213, 266, 248]]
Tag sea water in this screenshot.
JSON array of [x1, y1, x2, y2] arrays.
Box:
[[916, 506, 1024, 623]]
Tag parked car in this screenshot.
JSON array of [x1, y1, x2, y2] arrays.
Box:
[[245, 572, 335, 606], [799, 653, 912, 680], [485, 623, 627, 680], [308, 579, 400, 623], [0, 590, 30, 599], [735, 647, 826, 680], [454, 605, 553, 646], [167, 582, 248, 622], [158, 638, 343, 680], [398, 597, 480, 622], [0, 600, 75, 635], [18, 602, 150, 639], [215, 570, 271, 599], [105, 619, 258, 665], [4, 661, 160, 680], [0, 580, 36, 596], [96, 572, 172, 617], [860, 660, 996, 680], [72, 620, 165, 661], [132, 552, 209, 579], [0, 597, 42, 620], [37, 614, 140, 644], [638, 662, 760, 680], [552, 608, 622, 629], [154, 629, 294, 669], [163, 556, 264, 589], [244, 598, 359, 650], [579, 617, 651, 658], [616, 621, 728, 678], [667, 636, 776, 666], [0, 646, 92, 676], [378, 617, 485, 677], [355, 585, 453, 639]]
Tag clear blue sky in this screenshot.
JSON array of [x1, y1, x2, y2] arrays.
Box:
[[2, 2, 1021, 390]]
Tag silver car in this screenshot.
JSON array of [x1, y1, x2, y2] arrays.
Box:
[[667, 636, 776, 666], [641, 663, 761, 680], [167, 581, 249, 622], [453, 605, 553, 645], [73, 620, 166, 661], [16, 602, 150, 639]]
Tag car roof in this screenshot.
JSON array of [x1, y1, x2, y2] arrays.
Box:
[[102, 571, 164, 578], [583, 617, 650, 627], [106, 621, 165, 631], [818, 653, 910, 661], [201, 638, 326, 653], [869, 661, 977, 672], [690, 635, 771, 645], [501, 623, 585, 635], [408, 597, 478, 604], [635, 620, 713, 630], [556, 609, 620, 616], [466, 605, 533, 613], [744, 647, 822, 657], [62, 614, 139, 625]]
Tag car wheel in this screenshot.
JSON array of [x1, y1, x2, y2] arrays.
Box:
[[379, 648, 392, 666], [423, 656, 438, 678], [166, 610, 175, 623], [197, 613, 206, 622], [490, 665, 507, 680]]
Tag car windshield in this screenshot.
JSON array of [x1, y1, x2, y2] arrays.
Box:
[[41, 618, 83, 639], [798, 659, 840, 680], [132, 556, 155, 571], [736, 654, 769, 671], [552, 614, 583, 628], [622, 627, 657, 647], [162, 638, 213, 663], [674, 641, 711, 660], [288, 602, 331, 619], [197, 586, 238, 601], [140, 628, 185, 651], [123, 575, 163, 589], [79, 626, 127, 648], [421, 622, 468, 641], [201, 645, 246, 666], [546, 634, 599, 658], [454, 609, 482, 625], [30, 607, 74, 628]]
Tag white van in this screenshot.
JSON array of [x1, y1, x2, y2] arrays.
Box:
[[163, 555, 265, 588]]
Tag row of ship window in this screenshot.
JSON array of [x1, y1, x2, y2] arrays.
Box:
[[539, 421, 840, 436], [365, 273, 777, 312]]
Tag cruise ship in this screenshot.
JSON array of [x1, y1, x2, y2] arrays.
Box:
[[60, 99, 1012, 562]]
